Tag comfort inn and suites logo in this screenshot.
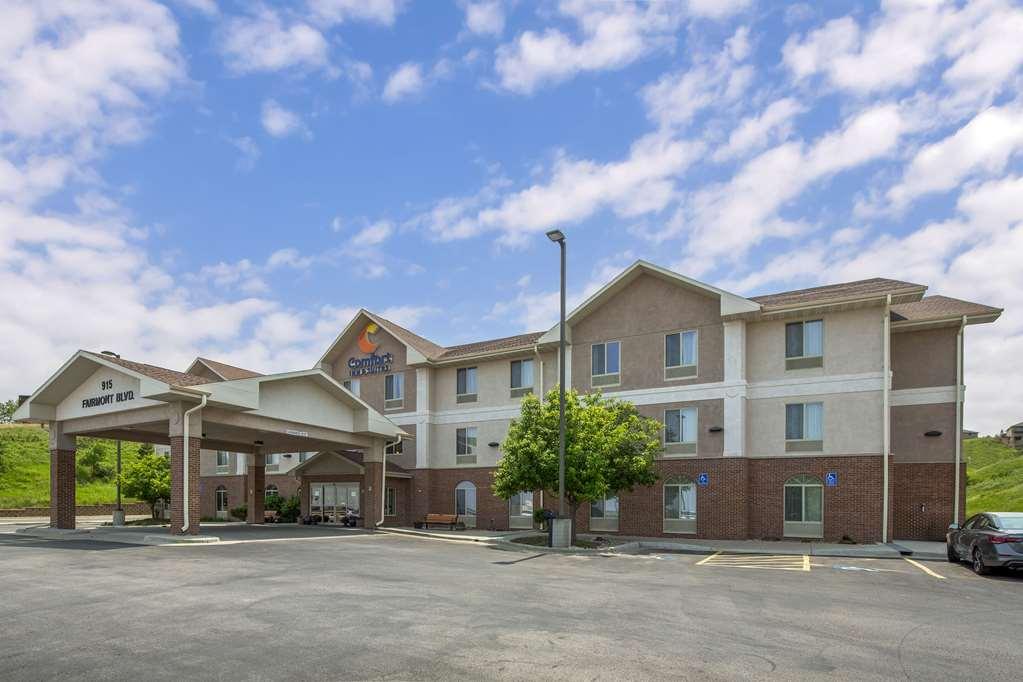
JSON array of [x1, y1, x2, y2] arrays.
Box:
[[349, 322, 393, 377]]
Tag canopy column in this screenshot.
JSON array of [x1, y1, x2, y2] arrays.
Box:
[[169, 403, 202, 535], [362, 440, 386, 529], [49, 422, 76, 529], [247, 448, 265, 524]]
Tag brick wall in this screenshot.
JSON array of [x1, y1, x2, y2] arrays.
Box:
[[383, 478, 412, 526], [419, 467, 510, 530], [892, 461, 966, 541], [169, 436, 201, 535], [49, 449, 76, 529]]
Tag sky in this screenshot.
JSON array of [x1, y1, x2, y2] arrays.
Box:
[[1, 0, 1021, 434]]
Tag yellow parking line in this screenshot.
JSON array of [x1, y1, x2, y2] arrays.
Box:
[[695, 551, 722, 565], [903, 557, 946, 579], [803, 554, 810, 572]]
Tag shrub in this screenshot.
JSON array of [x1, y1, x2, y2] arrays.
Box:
[[230, 505, 247, 521], [76, 441, 114, 483], [278, 495, 301, 522]]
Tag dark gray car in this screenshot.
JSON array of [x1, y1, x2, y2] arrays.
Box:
[[947, 512, 1023, 575]]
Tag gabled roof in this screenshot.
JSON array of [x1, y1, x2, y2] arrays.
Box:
[[90, 352, 211, 387], [890, 295, 1002, 325], [751, 277, 926, 308], [435, 331, 545, 361], [186, 357, 263, 381], [371, 312, 446, 359]]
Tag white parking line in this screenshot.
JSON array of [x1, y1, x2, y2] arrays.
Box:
[[903, 557, 947, 579]]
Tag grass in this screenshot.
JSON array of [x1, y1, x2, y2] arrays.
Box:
[[965, 437, 1023, 516], [0, 425, 142, 508]]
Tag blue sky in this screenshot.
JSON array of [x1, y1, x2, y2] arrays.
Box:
[[2, 0, 1022, 433]]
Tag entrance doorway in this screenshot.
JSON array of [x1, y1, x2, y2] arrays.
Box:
[[309, 482, 360, 523], [455, 481, 477, 529], [215, 486, 229, 520]]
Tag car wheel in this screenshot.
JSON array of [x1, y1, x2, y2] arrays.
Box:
[[947, 543, 958, 562], [972, 547, 991, 576]]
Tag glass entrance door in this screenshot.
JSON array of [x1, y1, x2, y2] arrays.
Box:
[[311, 483, 360, 523]]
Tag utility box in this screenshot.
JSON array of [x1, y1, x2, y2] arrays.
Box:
[[550, 518, 572, 548]]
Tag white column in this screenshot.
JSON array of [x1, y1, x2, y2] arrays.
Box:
[[415, 367, 431, 469], [417, 421, 431, 469], [723, 320, 747, 457]]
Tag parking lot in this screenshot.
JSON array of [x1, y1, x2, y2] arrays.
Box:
[[1, 523, 1021, 680]]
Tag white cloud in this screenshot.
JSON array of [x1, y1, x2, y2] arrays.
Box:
[[887, 101, 1023, 208], [712, 97, 806, 162], [493, 1, 685, 94], [686, 0, 752, 20], [382, 62, 425, 102], [229, 136, 260, 171], [351, 220, 393, 246], [173, 0, 218, 16], [464, 1, 505, 36], [220, 7, 328, 74], [260, 99, 308, 138], [307, 0, 402, 27]]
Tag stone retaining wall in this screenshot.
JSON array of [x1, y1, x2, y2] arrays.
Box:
[[0, 502, 151, 518]]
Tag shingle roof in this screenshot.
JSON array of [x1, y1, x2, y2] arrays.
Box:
[[86, 351, 211, 387], [890, 295, 1002, 323], [193, 357, 263, 380], [437, 331, 545, 360], [372, 312, 447, 360], [750, 277, 925, 308]]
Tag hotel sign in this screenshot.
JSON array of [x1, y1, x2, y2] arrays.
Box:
[[348, 322, 395, 377], [81, 378, 136, 409]]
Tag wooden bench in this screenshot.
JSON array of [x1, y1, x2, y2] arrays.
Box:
[[422, 513, 459, 530], [264, 509, 280, 523]]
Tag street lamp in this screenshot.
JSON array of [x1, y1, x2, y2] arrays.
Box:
[[545, 228, 567, 527]]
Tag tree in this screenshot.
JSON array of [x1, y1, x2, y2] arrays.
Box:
[[0, 399, 17, 423], [493, 387, 662, 544], [121, 447, 170, 518], [76, 440, 114, 483]]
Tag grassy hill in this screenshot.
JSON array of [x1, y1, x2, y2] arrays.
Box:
[[965, 437, 1023, 516], [0, 424, 142, 508]]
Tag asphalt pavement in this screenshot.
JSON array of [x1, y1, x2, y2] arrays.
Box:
[[1, 522, 1020, 680]]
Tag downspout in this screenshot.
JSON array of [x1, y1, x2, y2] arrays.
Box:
[[954, 315, 966, 525], [378, 435, 400, 527], [181, 393, 208, 534], [882, 295, 891, 544]]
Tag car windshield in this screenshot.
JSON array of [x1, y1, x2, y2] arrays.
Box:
[[997, 516, 1023, 531]]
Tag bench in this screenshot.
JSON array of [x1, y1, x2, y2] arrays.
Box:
[[264, 509, 280, 523], [421, 513, 459, 530]]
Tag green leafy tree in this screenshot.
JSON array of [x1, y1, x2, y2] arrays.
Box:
[[76, 440, 114, 483], [493, 387, 662, 543], [121, 448, 170, 518], [0, 399, 18, 423]]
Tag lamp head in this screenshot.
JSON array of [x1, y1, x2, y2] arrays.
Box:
[[545, 228, 565, 243]]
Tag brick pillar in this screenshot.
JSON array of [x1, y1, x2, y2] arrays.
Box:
[[247, 452, 265, 524], [170, 436, 202, 535], [50, 448, 76, 529], [363, 461, 384, 528]]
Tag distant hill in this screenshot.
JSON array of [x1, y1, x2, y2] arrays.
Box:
[[964, 437, 1023, 516], [0, 425, 142, 508]]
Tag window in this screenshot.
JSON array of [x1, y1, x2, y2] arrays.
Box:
[[264, 452, 281, 471], [665, 330, 698, 379], [785, 402, 823, 452], [215, 485, 228, 515], [216, 450, 229, 472], [591, 341, 621, 387], [384, 440, 402, 456], [298, 452, 310, 463], [664, 407, 698, 454], [264, 484, 278, 501], [455, 481, 477, 527], [785, 320, 824, 369], [783, 475, 823, 538], [663, 477, 696, 534], [510, 359, 534, 397], [589, 494, 619, 532], [384, 373, 404, 409], [456, 426, 477, 464], [342, 379, 361, 397], [509, 491, 534, 529], [385, 487, 396, 516], [456, 367, 478, 403]]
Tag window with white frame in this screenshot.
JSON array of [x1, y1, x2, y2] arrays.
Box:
[[456, 367, 478, 403], [591, 341, 621, 387], [385, 440, 402, 455], [785, 402, 823, 452], [342, 378, 361, 397], [665, 330, 698, 379], [385, 487, 396, 516], [264, 452, 281, 471], [590, 494, 620, 531], [264, 484, 278, 501], [785, 320, 824, 369], [216, 450, 229, 472], [456, 426, 477, 464], [664, 407, 698, 454], [784, 475, 823, 538], [384, 373, 404, 409], [663, 477, 696, 533], [215, 485, 228, 513], [510, 358, 534, 397]]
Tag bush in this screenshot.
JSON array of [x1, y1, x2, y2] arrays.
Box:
[[533, 508, 550, 528], [278, 495, 301, 522], [230, 505, 247, 521]]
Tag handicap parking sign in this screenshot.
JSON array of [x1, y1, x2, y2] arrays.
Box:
[[825, 471, 838, 487], [697, 472, 709, 487]]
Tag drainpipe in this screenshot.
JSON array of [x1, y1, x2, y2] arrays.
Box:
[[882, 294, 891, 544], [378, 435, 399, 527], [181, 393, 208, 534], [954, 315, 966, 525]]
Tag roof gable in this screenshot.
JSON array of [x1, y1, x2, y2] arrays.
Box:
[[186, 357, 263, 381], [317, 309, 442, 367]]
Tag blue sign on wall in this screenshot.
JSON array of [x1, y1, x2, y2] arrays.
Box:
[[697, 473, 709, 487], [825, 471, 838, 487]]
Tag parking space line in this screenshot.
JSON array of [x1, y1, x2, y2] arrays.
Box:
[[803, 554, 810, 572], [903, 557, 946, 579], [696, 552, 809, 572], [695, 551, 722, 565]]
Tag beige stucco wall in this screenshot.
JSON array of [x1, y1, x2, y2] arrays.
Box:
[[430, 419, 511, 468], [329, 320, 416, 414], [252, 378, 357, 433], [746, 306, 884, 383], [433, 353, 542, 411], [636, 399, 724, 458], [746, 391, 883, 457], [569, 273, 724, 393], [891, 327, 957, 390], [891, 403, 956, 463]]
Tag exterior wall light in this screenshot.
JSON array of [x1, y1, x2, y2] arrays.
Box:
[[708, 426, 723, 433], [488, 441, 500, 447], [924, 430, 942, 437]]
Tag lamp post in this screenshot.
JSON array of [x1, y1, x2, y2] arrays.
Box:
[[545, 229, 569, 545], [113, 439, 125, 526]]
